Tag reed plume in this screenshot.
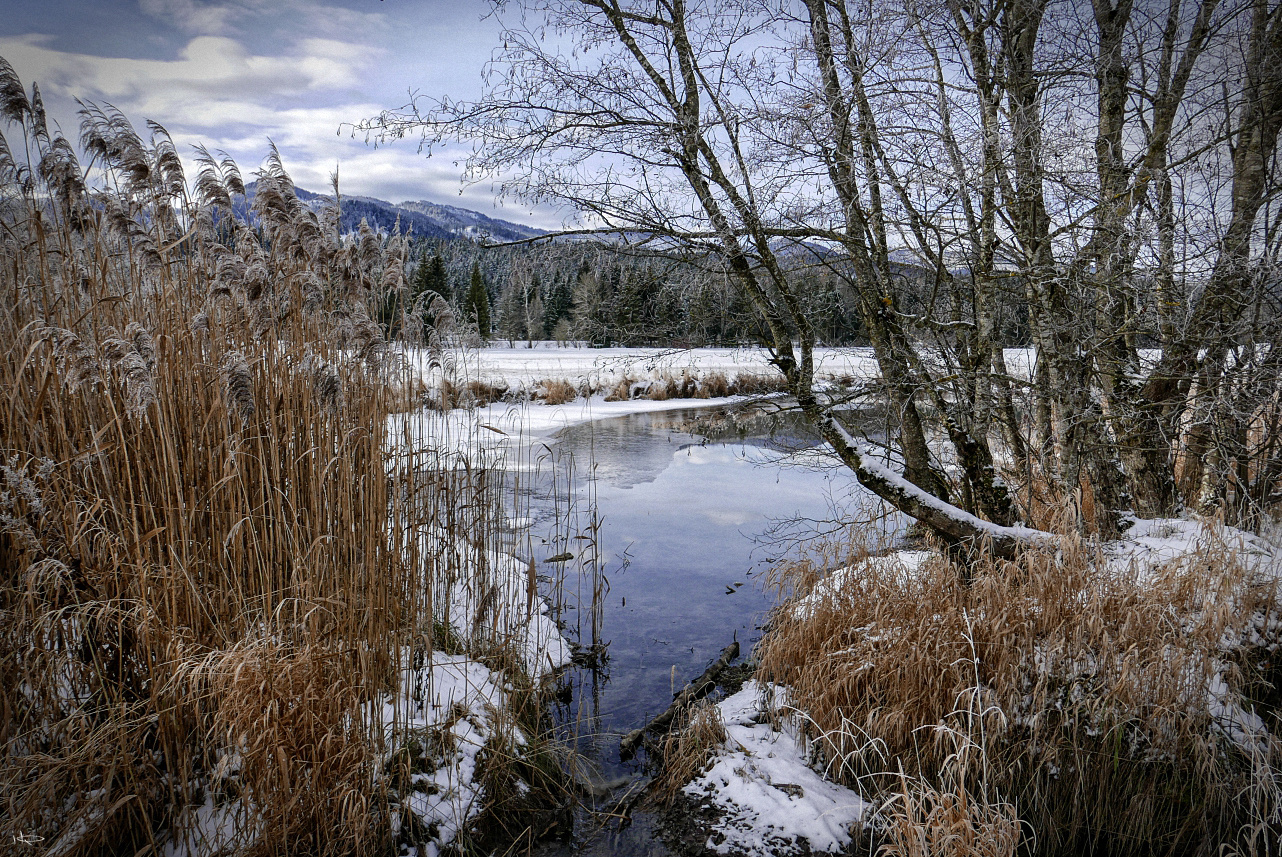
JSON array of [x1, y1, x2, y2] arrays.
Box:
[[0, 62, 556, 856]]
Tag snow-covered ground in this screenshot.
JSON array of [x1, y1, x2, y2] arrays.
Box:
[[683, 683, 868, 856], [373, 654, 518, 857], [407, 343, 881, 393], [388, 391, 757, 464], [403, 342, 1115, 396]]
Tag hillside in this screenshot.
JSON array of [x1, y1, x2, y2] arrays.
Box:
[[243, 182, 547, 244]]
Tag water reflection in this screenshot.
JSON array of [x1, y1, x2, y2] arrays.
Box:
[[533, 405, 873, 739], [522, 402, 892, 855]]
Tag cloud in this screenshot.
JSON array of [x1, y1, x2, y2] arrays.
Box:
[[137, 0, 389, 43], [0, 33, 369, 112], [0, 4, 562, 230], [139, 0, 236, 35]]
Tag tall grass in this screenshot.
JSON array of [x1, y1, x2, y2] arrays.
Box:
[[758, 525, 1282, 855], [0, 62, 551, 854]]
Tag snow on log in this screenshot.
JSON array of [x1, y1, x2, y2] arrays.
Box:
[[820, 415, 1056, 559]]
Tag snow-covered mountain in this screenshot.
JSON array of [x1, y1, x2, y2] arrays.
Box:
[[247, 182, 547, 244], [392, 198, 546, 243]]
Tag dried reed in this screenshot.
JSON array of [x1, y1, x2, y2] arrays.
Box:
[[0, 65, 559, 856]]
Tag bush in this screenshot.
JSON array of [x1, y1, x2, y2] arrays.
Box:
[[537, 378, 581, 405]]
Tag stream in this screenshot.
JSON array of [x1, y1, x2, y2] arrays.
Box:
[[511, 402, 898, 855]]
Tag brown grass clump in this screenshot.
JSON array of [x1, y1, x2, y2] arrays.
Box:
[[604, 375, 637, 402], [731, 372, 789, 396], [424, 378, 511, 410], [699, 371, 731, 398], [758, 530, 1282, 855], [649, 373, 698, 400], [652, 701, 729, 805], [537, 378, 581, 405], [646, 378, 674, 400], [174, 643, 387, 855], [876, 771, 1021, 857], [597, 369, 787, 403]]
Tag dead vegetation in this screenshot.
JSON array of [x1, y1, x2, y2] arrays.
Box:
[[0, 63, 564, 856], [652, 702, 729, 806], [757, 525, 1282, 855], [601, 370, 788, 403], [536, 378, 582, 405]]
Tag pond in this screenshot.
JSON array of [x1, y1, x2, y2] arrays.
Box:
[[512, 402, 899, 854]]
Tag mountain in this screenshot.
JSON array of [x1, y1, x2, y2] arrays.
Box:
[[392, 198, 546, 243], [240, 182, 547, 244], [291, 185, 545, 244]]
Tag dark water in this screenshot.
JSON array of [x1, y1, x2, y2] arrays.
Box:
[[515, 403, 890, 854]]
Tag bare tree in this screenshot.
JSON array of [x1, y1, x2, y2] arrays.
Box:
[[359, 0, 1282, 548]]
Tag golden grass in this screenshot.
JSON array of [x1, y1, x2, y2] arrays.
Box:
[[0, 69, 554, 855], [758, 529, 1282, 855], [651, 701, 729, 806], [875, 770, 1022, 857], [600, 370, 787, 403], [536, 378, 581, 405]]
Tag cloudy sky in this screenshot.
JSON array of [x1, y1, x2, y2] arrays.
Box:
[[0, 0, 563, 227]]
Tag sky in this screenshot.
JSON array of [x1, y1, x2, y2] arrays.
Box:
[[0, 0, 564, 228]]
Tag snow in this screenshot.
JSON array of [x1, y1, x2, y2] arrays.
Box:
[[403, 343, 1181, 397], [683, 682, 869, 856], [1105, 516, 1281, 583], [434, 540, 572, 677], [389, 392, 754, 462], [790, 550, 937, 619], [162, 794, 258, 857], [368, 653, 515, 857], [828, 420, 1057, 548], [406, 343, 880, 394]]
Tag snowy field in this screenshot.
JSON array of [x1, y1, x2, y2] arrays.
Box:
[[403, 343, 1163, 394], [405, 343, 882, 392]]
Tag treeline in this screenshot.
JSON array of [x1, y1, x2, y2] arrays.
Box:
[[386, 238, 1035, 348]]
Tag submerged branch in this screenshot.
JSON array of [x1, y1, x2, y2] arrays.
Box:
[[620, 641, 740, 759]]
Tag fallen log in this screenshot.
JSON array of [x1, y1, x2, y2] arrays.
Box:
[[619, 641, 739, 759]]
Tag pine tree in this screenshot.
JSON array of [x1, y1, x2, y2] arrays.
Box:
[[464, 261, 490, 339], [542, 273, 573, 337], [412, 252, 450, 300], [496, 279, 525, 343]]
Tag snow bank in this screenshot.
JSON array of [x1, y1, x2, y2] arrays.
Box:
[[367, 654, 513, 857], [682, 682, 868, 857], [435, 540, 572, 677], [1106, 516, 1281, 582], [388, 392, 752, 463]]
